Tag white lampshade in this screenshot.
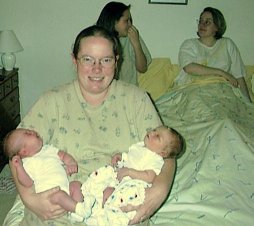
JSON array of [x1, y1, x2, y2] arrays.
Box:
[[0, 30, 23, 71]]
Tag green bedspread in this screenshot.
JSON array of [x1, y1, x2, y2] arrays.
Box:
[[1, 80, 253, 226], [0, 165, 17, 225], [151, 81, 254, 225]]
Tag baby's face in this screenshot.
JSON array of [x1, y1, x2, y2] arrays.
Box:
[[12, 129, 43, 157], [144, 126, 172, 156]]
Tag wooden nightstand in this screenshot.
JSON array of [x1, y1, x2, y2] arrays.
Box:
[[0, 68, 21, 172]]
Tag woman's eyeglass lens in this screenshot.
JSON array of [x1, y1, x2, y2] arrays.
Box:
[[78, 56, 115, 68], [197, 19, 213, 26]]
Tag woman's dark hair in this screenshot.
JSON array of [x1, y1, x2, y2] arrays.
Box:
[[96, 1, 130, 36], [72, 25, 120, 59], [200, 7, 227, 39]]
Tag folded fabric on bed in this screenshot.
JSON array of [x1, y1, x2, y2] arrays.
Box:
[[138, 58, 177, 100], [152, 82, 254, 226], [0, 165, 16, 194], [0, 165, 17, 225], [0, 177, 16, 193]]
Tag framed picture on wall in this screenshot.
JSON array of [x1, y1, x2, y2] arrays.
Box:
[[149, 0, 188, 5]]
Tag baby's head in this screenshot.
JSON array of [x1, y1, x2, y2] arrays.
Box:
[[144, 125, 184, 159], [3, 128, 43, 160]]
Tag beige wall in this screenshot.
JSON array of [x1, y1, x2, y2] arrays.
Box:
[[0, 0, 253, 116]]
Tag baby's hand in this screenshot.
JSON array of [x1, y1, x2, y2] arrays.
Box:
[[111, 153, 122, 167], [116, 167, 129, 182], [65, 164, 78, 175], [12, 155, 22, 168]]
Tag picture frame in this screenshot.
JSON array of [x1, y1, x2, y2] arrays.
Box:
[[148, 0, 188, 5]]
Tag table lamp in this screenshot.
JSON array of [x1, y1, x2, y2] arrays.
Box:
[[0, 30, 23, 71]]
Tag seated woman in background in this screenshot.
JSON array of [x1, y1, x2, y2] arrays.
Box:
[[96, 1, 152, 86], [174, 7, 251, 101]]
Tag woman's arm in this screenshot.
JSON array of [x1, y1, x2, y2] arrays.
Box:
[[9, 160, 66, 220], [184, 62, 223, 76], [184, 63, 238, 87], [128, 25, 148, 73], [8, 91, 67, 220], [124, 158, 175, 225]]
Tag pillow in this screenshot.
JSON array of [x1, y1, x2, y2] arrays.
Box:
[[138, 58, 177, 101]]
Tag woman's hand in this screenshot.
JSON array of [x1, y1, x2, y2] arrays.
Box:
[[127, 25, 140, 47], [116, 167, 129, 182], [127, 25, 148, 73], [220, 71, 238, 87], [121, 184, 168, 225], [122, 158, 175, 225], [26, 186, 66, 220], [65, 164, 78, 176], [237, 77, 251, 101], [10, 158, 66, 221]]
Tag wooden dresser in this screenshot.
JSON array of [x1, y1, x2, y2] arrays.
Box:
[[0, 68, 20, 171]]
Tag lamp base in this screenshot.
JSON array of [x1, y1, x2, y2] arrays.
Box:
[[1, 53, 16, 71]]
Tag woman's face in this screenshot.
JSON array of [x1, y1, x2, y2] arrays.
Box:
[[197, 11, 218, 39], [73, 36, 117, 99], [115, 9, 132, 37]]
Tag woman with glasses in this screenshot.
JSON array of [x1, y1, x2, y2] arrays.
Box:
[[4, 25, 175, 226], [174, 7, 250, 101], [96, 1, 152, 86]]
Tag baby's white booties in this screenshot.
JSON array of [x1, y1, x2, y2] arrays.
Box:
[[70, 195, 96, 222]]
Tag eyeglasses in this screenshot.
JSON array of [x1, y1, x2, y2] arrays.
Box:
[[197, 19, 213, 26], [77, 55, 115, 68]]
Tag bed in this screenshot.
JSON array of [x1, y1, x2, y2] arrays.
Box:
[[139, 58, 254, 225], [0, 58, 254, 225]]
